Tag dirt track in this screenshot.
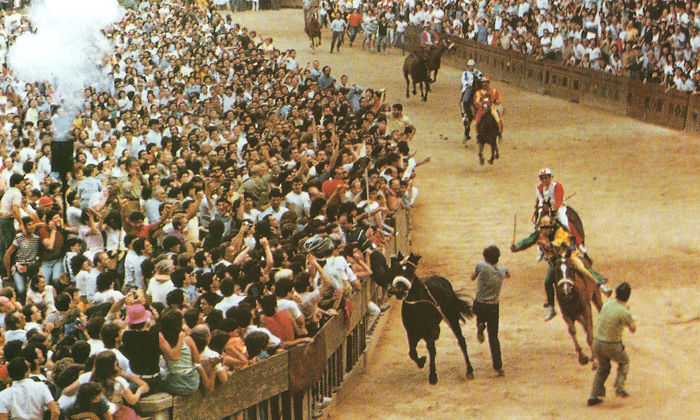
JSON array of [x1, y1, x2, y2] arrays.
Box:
[[237, 10, 700, 419]]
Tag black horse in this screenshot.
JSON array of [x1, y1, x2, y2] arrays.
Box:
[[388, 252, 475, 384], [461, 78, 482, 142], [403, 53, 431, 102], [476, 101, 500, 165]]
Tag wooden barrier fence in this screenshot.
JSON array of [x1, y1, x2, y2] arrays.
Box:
[[405, 28, 700, 135], [134, 207, 411, 420]]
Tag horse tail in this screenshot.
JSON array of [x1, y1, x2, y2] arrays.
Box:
[[456, 297, 474, 320]]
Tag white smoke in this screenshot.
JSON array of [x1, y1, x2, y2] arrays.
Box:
[[7, 0, 124, 139]]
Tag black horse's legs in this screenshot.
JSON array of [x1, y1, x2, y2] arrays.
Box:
[[488, 140, 496, 164], [478, 142, 485, 165], [447, 317, 475, 380], [408, 335, 426, 368], [412, 81, 417, 96], [426, 339, 438, 384], [405, 76, 410, 98]]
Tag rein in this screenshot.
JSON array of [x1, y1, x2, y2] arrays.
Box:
[[402, 270, 450, 324]]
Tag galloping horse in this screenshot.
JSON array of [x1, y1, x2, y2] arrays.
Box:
[[423, 40, 455, 82], [305, 12, 322, 51], [462, 78, 482, 142], [475, 100, 500, 165], [552, 246, 604, 366], [388, 253, 475, 383], [403, 53, 431, 102]]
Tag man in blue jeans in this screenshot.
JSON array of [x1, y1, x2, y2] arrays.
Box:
[[471, 245, 510, 376]]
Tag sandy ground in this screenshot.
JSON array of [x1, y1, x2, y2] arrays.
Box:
[[235, 10, 700, 419]]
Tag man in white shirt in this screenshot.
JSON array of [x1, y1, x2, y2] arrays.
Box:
[[124, 236, 150, 291], [259, 189, 288, 222], [0, 357, 60, 420], [215, 278, 245, 316], [285, 178, 311, 220]]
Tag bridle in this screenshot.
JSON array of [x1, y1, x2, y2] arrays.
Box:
[[394, 259, 450, 323], [555, 254, 575, 297]]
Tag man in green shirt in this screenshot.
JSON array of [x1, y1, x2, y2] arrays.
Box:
[[587, 282, 636, 406]]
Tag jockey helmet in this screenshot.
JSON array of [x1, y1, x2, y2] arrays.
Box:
[[467, 59, 476, 66], [538, 215, 555, 228], [539, 167, 552, 178]]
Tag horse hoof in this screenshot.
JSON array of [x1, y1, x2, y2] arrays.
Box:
[[422, 96, 427, 102], [417, 356, 427, 369], [488, 159, 494, 165], [429, 373, 438, 384], [579, 355, 589, 365], [466, 371, 474, 380], [479, 158, 484, 166]]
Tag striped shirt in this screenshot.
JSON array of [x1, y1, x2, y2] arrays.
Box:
[[12, 234, 40, 266]]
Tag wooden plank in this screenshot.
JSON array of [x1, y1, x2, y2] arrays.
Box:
[[171, 353, 289, 420], [319, 315, 346, 359]]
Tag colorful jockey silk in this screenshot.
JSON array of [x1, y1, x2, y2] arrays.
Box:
[[473, 87, 502, 106], [537, 180, 565, 210]]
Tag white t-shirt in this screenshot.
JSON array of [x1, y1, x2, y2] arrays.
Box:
[[276, 298, 303, 320], [0, 378, 55, 420], [147, 278, 176, 304]]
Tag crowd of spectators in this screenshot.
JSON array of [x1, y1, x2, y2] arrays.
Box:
[[309, 0, 700, 92], [0, 1, 429, 418]]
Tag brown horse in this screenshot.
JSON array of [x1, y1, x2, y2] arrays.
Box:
[[475, 100, 500, 165], [552, 247, 603, 367], [305, 13, 321, 51], [403, 53, 431, 102], [424, 40, 455, 82]]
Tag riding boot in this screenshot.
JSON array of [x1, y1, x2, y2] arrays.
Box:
[[598, 281, 613, 297], [544, 306, 557, 321]]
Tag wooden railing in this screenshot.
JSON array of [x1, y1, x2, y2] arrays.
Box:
[[135, 207, 411, 420], [405, 27, 700, 134]]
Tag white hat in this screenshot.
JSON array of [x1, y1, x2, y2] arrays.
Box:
[[467, 59, 475, 66]]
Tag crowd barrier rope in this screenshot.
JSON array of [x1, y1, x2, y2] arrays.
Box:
[[134, 208, 411, 420], [404, 28, 700, 134]]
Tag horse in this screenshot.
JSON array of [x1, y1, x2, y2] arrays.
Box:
[[424, 40, 455, 82], [461, 78, 482, 142], [305, 13, 322, 52], [475, 100, 500, 165], [388, 252, 475, 383], [551, 246, 604, 367], [403, 53, 431, 102]]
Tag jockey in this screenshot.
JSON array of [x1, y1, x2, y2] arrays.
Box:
[[511, 215, 612, 321], [420, 22, 439, 53], [460, 59, 482, 126], [536, 168, 573, 235], [473, 77, 503, 140]]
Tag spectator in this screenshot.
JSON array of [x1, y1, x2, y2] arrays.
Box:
[[0, 357, 60, 420]]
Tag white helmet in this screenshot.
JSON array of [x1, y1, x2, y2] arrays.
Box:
[[539, 167, 552, 177], [467, 59, 475, 66]]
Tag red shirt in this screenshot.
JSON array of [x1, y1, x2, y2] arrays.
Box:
[[348, 12, 362, 27], [321, 178, 345, 204], [261, 311, 296, 342], [37, 223, 65, 261]]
